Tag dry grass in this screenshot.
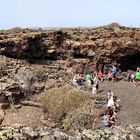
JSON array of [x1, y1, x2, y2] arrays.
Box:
[[39, 84, 92, 122], [62, 100, 96, 130]]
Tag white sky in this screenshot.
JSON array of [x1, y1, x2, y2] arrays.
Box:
[[0, 0, 140, 29]]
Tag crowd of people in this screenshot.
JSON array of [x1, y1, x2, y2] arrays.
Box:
[[72, 65, 118, 93], [72, 65, 120, 127], [71, 65, 140, 127], [103, 90, 119, 127], [72, 65, 140, 92]]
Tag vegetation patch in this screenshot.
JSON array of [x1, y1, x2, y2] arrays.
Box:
[[39, 85, 92, 122], [62, 99, 97, 130]]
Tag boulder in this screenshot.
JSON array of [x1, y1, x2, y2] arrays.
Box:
[[82, 129, 101, 140], [53, 129, 69, 140]]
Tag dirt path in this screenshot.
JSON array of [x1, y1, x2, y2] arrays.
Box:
[[100, 80, 140, 127], [2, 106, 44, 128]]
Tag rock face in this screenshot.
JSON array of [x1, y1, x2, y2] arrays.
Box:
[[0, 26, 140, 71]]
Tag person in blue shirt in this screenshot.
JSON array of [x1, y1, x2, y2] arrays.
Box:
[[111, 66, 117, 82], [103, 111, 109, 127]]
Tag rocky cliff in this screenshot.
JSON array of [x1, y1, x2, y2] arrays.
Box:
[[0, 26, 140, 71], [0, 26, 140, 103]]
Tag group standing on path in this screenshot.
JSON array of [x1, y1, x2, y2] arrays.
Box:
[[103, 90, 118, 127], [72, 65, 140, 92], [127, 66, 140, 87], [72, 65, 118, 93]]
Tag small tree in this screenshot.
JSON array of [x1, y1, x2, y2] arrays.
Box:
[[8, 95, 15, 112], [39, 85, 92, 122]]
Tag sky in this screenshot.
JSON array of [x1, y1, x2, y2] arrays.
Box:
[[0, 0, 140, 29]]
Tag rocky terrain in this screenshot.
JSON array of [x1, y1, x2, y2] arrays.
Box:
[[0, 25, 140, 139], [0, 123, 140, 140], [0, 25, 140, 71]]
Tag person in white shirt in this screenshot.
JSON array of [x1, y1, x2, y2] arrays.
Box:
[[107, 96, 114, 108], [92, 84, 97, 94], [93, 75, 99, 89]]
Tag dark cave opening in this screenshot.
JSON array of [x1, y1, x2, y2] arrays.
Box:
[[116, 53, 140, 71]]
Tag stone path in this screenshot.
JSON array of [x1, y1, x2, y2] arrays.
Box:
[[100, 80, 140, 127]]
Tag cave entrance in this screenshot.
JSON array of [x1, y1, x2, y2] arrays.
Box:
[[116, 52, 140, 71]]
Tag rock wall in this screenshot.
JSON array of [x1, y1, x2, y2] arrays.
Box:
[[0, 26, 140, 71]]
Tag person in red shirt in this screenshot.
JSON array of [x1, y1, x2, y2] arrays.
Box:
[[98, 70, 103, 81]]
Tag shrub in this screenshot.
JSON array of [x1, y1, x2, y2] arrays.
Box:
[[39, 84, 92, 122], [8, 95, 16, 112], [62, 99, 96, 130]]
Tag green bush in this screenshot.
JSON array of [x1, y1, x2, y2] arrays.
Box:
[[39, 85, 92, 122]]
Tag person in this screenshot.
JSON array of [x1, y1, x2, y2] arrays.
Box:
[[107, 71, 112, 81], [131, 74, 135, 82], [73, 73, 83, 87], [93, 75, 99, 89], [92, 84, 97, 94], [76, 74, 84, 86], [91, 72, 96, 81], [108, 107, 117, 122], [135, 70, 140, 82], [135, 70, 140, 87], [73, 74, 78, 84], [108, 115, 114, 127], [112, 66, 117, 73], [107, 96, 114, 108], [98, 70, 103, 81], [127, 72, 132, 82], [85, 74, 92, 86], [73, 74, 81, 87], [103, 110, 109, 127], [111, 66, 117, 82]]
